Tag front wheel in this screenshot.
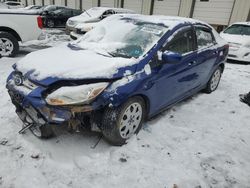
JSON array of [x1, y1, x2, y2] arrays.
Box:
[[0, 32, 19, 57], [29, 124, 54, 139], [102, 97, 146, 146], [204, 67, 222, 93]]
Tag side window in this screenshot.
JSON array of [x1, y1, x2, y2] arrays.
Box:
[[195, 27, 215, 49], [164, 28, 195, 55], [102, 10, 114, 19], [64, 10, 72, 16]]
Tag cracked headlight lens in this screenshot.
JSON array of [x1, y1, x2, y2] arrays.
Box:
[[46, 82, 109, 106]]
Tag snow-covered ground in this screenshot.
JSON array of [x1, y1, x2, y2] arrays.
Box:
[[0, 32, 250, 188]]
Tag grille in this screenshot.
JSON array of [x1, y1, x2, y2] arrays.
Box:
[[228, 54, 237, 58]]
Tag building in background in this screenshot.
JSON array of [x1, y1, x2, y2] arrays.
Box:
[[17, 0, 250, 31]]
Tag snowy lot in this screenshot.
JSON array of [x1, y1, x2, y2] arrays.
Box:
[[0, 31, 250, 188]]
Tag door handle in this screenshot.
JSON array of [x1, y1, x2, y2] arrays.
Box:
[[188, 61, 197, 66]]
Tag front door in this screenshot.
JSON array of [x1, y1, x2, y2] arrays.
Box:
[[147, 26, 199, 112]]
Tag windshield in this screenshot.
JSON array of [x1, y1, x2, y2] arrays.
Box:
[[81, 7, 106, 18], [73, 16, 168, 58], [53, 9, 63, 14], [224, 24, 250, 36]]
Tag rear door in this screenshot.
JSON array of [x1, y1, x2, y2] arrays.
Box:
[[194, 25, 219, 85]]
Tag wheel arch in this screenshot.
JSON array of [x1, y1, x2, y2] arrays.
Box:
[[130, 94, 151, 119], [219, 63, 225, 73], [0, 27, 22, 41]]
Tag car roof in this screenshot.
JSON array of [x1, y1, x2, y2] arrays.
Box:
[[231, 22, 250, 26], [113, 14, 209, 28], [89, 7, 134, 13]]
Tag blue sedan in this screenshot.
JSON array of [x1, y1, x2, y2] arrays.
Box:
[[6, 14, 229, 145]]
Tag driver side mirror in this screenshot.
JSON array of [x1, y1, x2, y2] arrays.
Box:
[[158, 51, 182, 64]]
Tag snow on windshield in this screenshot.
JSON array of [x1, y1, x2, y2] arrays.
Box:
[[80, 7, 106, 18], [72, 15, 169, 58]]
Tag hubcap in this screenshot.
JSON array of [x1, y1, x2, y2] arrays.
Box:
[[119, 102, 142, 139], [0, 38, 14, 56], [210, 69, 221, 91]]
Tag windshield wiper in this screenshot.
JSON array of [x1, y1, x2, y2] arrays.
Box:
[[83, 9, 91, 17], [108, 52, 132, 59], [95, 51, 115, 58]]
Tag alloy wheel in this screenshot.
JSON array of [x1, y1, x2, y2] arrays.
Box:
[[119, 102, 143, 139], [210, 69, 221, 91], [0, 38, 14, 56]]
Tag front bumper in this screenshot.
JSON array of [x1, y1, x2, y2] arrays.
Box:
[[227, 46, 250, 62], [6, 79, 95, 126], [7, 82, 72, 125], [65, 25, 76, 35]]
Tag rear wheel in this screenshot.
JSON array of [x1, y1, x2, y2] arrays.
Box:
[[204, 67, 222, 93], [30, 124, 54, 139], [47, 20, 55, 28], [0, 32, 19, 57], [102, 97, 146, 146]]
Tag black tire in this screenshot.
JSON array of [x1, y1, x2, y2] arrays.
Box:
[[0, 31, 19, 57], [102, 96, 146, 146], [47, 19, 55, 28], [204, 66, 222, 93], [29, 124, 54, 139]]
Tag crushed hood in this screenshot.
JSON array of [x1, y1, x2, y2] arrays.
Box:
[[16, 45, 137, 86]]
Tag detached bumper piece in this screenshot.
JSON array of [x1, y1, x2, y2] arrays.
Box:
[[240, 92, 250, 107], [17, 106, 46, 134]]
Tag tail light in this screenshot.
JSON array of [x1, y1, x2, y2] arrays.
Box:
[[37, 16, 43, 29]]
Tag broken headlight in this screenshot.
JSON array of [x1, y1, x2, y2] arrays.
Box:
[[45, 82, 109, 106]]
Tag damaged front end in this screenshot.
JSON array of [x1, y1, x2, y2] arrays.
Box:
[[6, 71, 115, 136]]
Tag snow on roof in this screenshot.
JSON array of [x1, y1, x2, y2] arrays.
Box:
[[111, 14, 208, 28], [0, 8, 38, 14], [85, 6, 133, 12], [231, 22, 250, 26], [119, 14, 226, 46]]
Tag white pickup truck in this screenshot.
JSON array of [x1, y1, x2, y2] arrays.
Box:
[[0, 9, 43, 57]]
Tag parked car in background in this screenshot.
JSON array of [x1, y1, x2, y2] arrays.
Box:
[[220, 22, 250, 63], [23, 5, 43, 10], [4, 1, 24, 9], [0, 9, 42, 57], [6, 14, 228, 145], [38, 5, 66, 15], [42, 8, 82, 28], [66, 7, 135, 35]]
